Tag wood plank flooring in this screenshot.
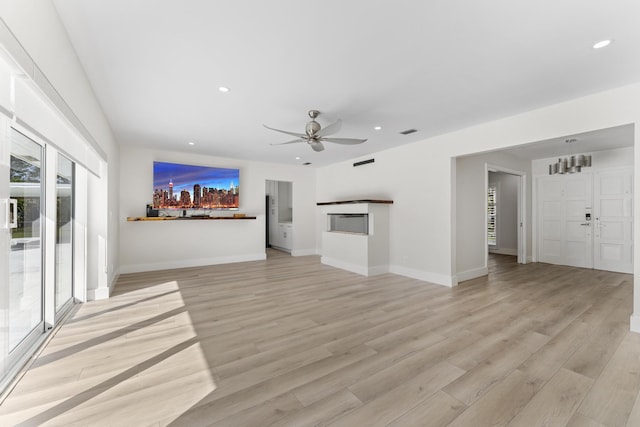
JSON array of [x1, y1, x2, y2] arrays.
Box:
[[1, 251, 639, 426]]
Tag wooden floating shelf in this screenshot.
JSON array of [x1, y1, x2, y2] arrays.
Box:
[[316, 199, 393, 206], [127, 216, 256, 221]]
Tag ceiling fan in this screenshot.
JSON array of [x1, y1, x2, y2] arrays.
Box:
[[264, 110, 367, 152]]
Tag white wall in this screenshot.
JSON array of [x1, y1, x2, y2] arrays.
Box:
[[531, 146, 634, 175], [0, 1, 120, 298], [456, 151, 531, 281], [316, 147, 455, 286], [119, 145, 316, 273], [489, 172, 519, 255], [317, 83, 640, 333]]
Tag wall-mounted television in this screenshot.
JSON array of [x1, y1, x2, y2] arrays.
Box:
[[152, 161, 239, 210]]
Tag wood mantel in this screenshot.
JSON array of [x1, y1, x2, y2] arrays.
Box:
[[127, 216, 256, 221], [316, 199, 393, 206]]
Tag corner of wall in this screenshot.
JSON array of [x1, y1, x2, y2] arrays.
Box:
[[87, 287, 111, 301], [456, 266, 489, 283], [389, 265, 456, 288], [631, 315, 640, 333]]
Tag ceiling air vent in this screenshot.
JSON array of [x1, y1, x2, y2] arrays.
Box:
[[399, 128, 418, 135], [353, 159, 374, 167]]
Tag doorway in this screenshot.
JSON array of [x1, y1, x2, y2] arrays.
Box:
[[486, 164, 526, 266], [265, 180, 293, 253]]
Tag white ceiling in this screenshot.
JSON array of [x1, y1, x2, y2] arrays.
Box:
[[471, 123, 634, 161], [51, 0, 640, 167]]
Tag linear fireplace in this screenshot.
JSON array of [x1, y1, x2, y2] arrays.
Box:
[[328, 213, 368, 235]]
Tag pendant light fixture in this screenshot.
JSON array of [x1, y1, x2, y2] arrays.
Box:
[[548, 138, 592, 175]]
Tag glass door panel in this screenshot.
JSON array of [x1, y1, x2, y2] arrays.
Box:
[[9, 130, 44, 351], [56, 154, 74, 312]]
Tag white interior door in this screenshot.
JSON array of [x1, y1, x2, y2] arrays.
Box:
[[538, 174, 593, 268], [539, 176, 564, 265], [593, 167, 633, 273], [564, 174, 593, 268]]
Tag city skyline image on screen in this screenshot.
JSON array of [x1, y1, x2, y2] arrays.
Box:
[[152, 161, 239, 210]]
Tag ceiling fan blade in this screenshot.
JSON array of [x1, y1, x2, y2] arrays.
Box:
[[270, 138, 305, 146], [263, 124, 307, 139], [320, 137, 367, 145], [316, 119, 342, 137], [310, 141, 325, 152]]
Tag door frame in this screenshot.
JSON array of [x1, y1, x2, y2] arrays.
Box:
[[4, 122, 47, 382], [485, 164, 527, 266]]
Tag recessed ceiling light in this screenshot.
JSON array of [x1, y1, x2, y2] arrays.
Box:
[[188, 141, 195, 146], [593, 39, 612, 49], [295, 156, 301, 160], [218, 86, 230, 93], [374, 126, 382, 131]]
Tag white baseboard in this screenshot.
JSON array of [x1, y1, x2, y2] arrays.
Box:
[[270, 245, 291, 253], [489, 248, 518, 256], [321, 256, 388, 276], [87, 287, 111, 301], [389, 265, 456, 287], [108, 269, 120, 294], [291, 248, 317, 256], [368, 265, 390, 276], [119, 253, 267, 275], [631, 315, 640, 333], [457, 266, 489, 282]]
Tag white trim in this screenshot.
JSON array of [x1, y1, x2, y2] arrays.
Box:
[[321, 256, 367, 275], [389, 265, 456, 287], [119, 253, 267, 274], [321, 256, 388, 276], [457, 266, 489, 282], [489, 248, 518, 256], [631, 315, 640, 333], [368, 265, 389, 276], [532, 175, 538, 262], [291, 248, 318, 256], [108, 268, 120, 295], [87, 287, 110, 301]]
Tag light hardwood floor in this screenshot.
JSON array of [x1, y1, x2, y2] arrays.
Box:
[[1, 251, 639, 426]]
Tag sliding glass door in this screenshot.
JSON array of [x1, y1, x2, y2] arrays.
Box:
[[9, 129, 44, 352]]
